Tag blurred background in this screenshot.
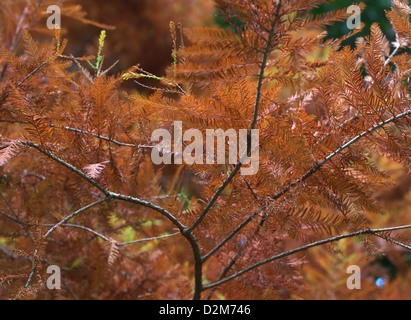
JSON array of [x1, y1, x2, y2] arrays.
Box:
[[63, 0, 216, 86], [62, 0, 395, 82]]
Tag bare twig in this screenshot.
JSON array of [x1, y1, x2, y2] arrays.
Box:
[[374, 233, 411, 251], [117, 232, 180, 246], [44, 198, 110, 239], [202, 209, 261, 263], [0, 7, 29, 81], [41, 223, 180, 246], [385, 45, 400, 66], [0, 120, 151, 148], [42, 223, 111, 242], [270, 108, 411, 201], [49, 124, 137, 147], [24, 249, 38, 288], [20, 141, 109, 195], [0, 59, 49, 105]]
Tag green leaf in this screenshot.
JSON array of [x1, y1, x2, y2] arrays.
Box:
[[0, 175, 7, 194]]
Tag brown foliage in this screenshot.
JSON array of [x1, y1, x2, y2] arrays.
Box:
[[0, 0, 411, 300]]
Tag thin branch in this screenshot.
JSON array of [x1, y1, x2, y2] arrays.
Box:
[[14, 141, 204, 298], [244, 178, 259, 200], [42, 223, 180, 246], [0, 59, 49, 105], [0, 120, 151, 149], [117, 232, 180, 246], [249, 2, 282, 131], [42, 223, 111, 242], [187, 2, 282, 233], [202, 209, 261, 262], [203, 107, 411, 290], [49, 124, 137, 147], [0, 245, 18, 260], [108, 192, 187, 234], [16, 59, 49, 89], [202, 224, 411, 291], [204, 210, 266, 300], [374, 233, 411, 251], [18, 142, 184, 223], [0, 192, 23, 224], [187, 163, 242, 232], [187, 232, 203, 300], [0, 7, 29, 81], [0, 210, 24, 226], [384, 44, 400, 66], [44, 198, 110, 239], [100, 59, 119, 76], [271, 108, 411, 201], [24, 249, 38, 288], [20, 141, 109, 195], [15, 142, 187, 232], [0, 244, 78, 299]]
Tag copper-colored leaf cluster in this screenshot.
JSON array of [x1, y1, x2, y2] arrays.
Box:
[[0, 0, 410, 300]]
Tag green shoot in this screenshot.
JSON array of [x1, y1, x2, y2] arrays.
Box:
[[87, 30, 106, 71]]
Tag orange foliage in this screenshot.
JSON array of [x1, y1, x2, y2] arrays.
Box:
[[0, 0, 411, 300]]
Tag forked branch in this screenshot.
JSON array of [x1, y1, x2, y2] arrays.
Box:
[[203, 224, 411, 291]]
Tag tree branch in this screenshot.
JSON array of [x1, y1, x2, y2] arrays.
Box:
[[187, 1, 282, 233], [20, 141, 109, 195], [16, 142, 183, 229], [202, 224, 411, 291], [0, 59, 49, 105], [44, 198, 110, 239], [13, 141, 205, 299], [202, 209, 261, 262], [0, 6, 29, 81], [0, 121, 153, 149], [42, 223, 111, 242], [117, 232, 180, 246], [270, 107, 411, 201], [202, 107, 411, 293], [42, 223, 180, 246]]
